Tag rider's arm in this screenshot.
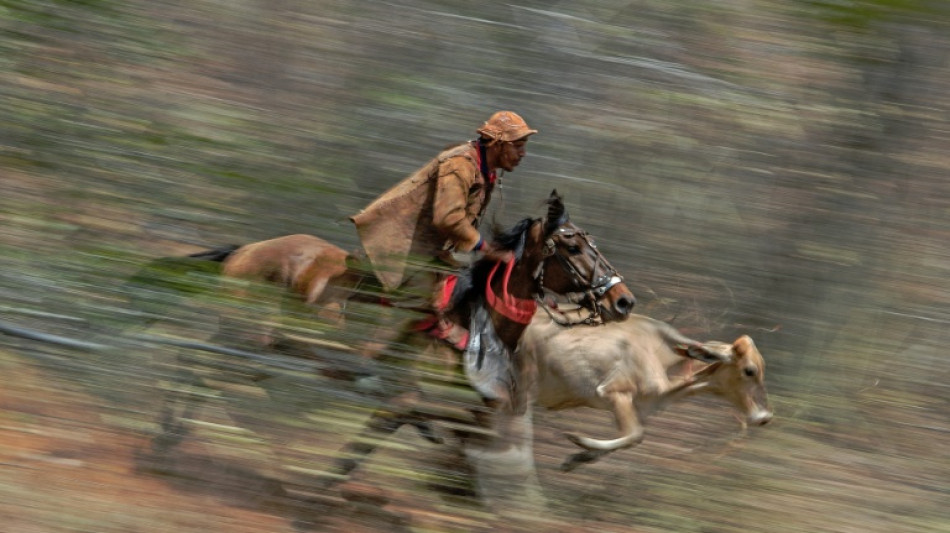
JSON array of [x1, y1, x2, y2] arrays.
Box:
[[432, 158, 482, 252]]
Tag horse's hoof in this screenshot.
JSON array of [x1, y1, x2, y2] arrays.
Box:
[[411, 421, 444, 444], [354, 375, 385, 394], [150, 432, 185, 455], [133, 448, 177, 475], [340, 482, 390, 507]]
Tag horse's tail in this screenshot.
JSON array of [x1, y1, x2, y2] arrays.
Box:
[[186, 244, 241, 263], [126, 244, 241, 289], [121, 244, 242, 329]]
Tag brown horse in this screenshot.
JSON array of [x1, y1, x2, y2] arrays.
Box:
[[150, 190, 635, 514], [218, 227, 635, 330]]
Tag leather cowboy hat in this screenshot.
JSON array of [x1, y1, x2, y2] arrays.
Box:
[[477, 111, 538, 142]]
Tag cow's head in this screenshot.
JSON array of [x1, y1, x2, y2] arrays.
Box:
[[693, 335, 773, 426]]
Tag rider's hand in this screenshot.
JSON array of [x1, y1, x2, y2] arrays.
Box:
[[479, 240, 515, 264]]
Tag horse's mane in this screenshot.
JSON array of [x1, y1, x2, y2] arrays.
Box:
[[450, 217, 537, 309], [544, 191, 568, 235], [448, 191, 568, 312]]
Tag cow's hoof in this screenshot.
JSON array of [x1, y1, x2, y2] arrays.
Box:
[[560, 455, 583, 472], [561, 449, 602, 472]]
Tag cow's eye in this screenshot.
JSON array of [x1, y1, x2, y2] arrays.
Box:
[[743, 367, 757, 378]]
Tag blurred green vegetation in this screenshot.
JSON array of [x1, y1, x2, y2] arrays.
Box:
[[1, 0, 948, 531]]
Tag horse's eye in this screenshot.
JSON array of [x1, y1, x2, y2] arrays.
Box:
[[566, 245, 582, 255], [743, 367, 757, 378]]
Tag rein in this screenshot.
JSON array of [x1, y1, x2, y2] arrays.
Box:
[[537, 300, 604, 326], [482, 219, 622, 327], [485, 260, 537, 324]]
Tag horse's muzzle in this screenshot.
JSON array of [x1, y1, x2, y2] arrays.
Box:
[[597, 284, 635, 321], [614, 293, 636, 316]]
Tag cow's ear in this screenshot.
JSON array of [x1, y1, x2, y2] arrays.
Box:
[[705, 341, 736, 363], [681, 343, 733, 363], [674, 343, 696, 359]]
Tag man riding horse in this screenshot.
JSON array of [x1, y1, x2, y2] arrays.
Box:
[[350, 111, 538, 350], [142, 114, 637, 510]]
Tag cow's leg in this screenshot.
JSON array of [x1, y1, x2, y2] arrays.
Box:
[[562, 391, 643, 470]]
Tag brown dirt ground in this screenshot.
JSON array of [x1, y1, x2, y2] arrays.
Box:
[[0, 342, 946, 533]]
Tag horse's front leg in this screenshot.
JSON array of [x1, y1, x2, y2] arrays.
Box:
[[151, 363, 210, 455], [316, 389, 429, 489], [316, 320, 433, 486], [462, 398, 546, 518]]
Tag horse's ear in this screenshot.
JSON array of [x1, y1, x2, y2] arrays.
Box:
[[545, 190, 567, 234]]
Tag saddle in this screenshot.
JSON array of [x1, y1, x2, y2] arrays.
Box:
[[411, 274, 516, 406], [410, 274, 470, 349]]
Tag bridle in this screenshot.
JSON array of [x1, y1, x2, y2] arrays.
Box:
[[535, 225, 624, 325], [484, 220, 622, 327]]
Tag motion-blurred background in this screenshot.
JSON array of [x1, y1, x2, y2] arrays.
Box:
[[1, 1, 947, 532]]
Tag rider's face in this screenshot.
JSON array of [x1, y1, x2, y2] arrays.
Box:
[[497, 139, 527, 172]]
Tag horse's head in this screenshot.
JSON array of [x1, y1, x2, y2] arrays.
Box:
[[454, 191, 634, 330], [529, 190, 635, 322]]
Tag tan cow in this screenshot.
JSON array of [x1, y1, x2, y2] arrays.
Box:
[[520, 312, 773, 471]]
